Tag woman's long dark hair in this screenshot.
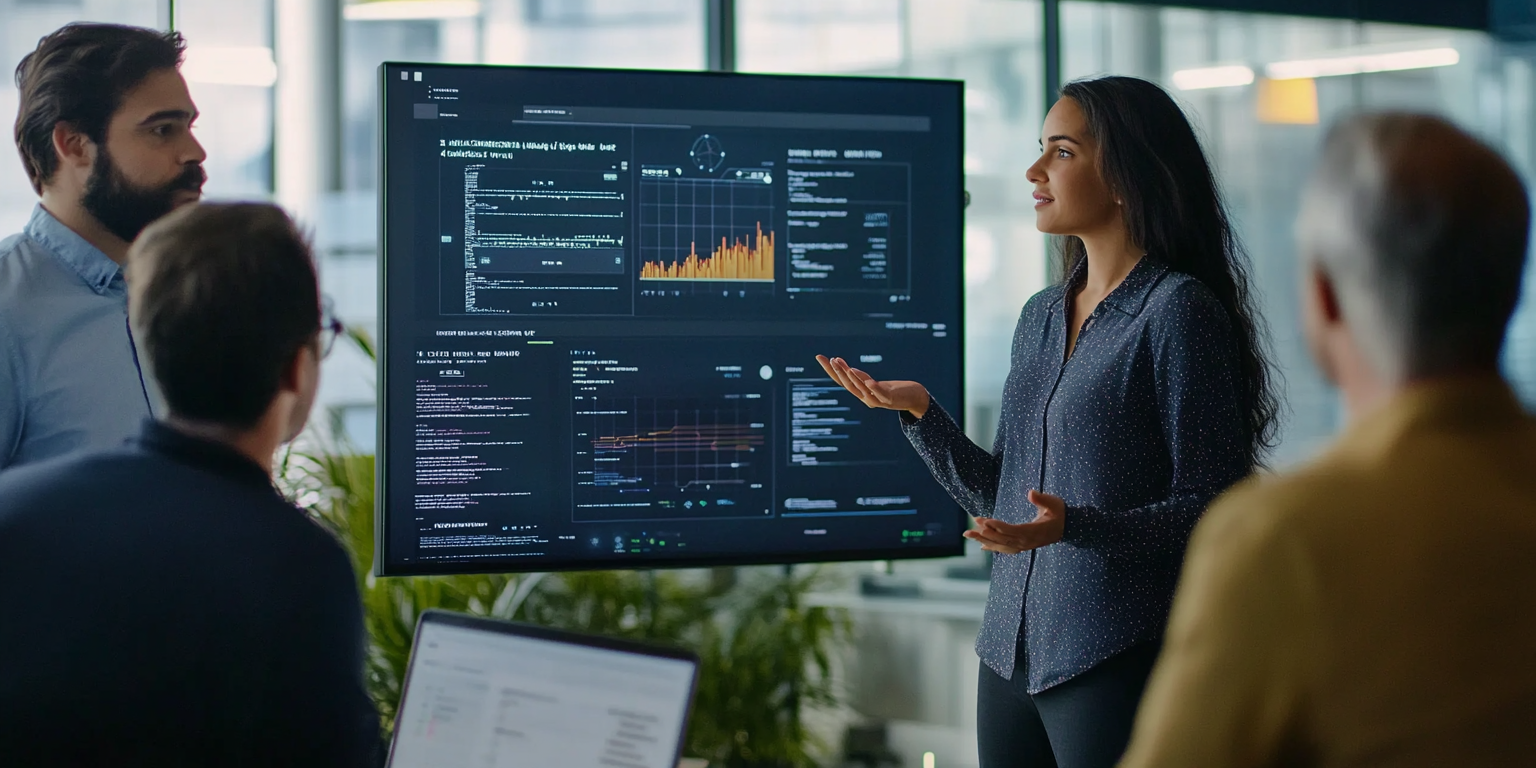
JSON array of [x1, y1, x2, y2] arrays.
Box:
[[1057, 76, 1280, 467]]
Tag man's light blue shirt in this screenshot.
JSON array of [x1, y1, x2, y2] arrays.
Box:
[[0, 204, 158, 469]]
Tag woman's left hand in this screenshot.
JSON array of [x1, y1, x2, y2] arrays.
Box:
[[964, 490, 1066, 554]]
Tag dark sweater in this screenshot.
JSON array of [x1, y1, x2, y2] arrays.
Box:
[[0, 420, 378, 767]]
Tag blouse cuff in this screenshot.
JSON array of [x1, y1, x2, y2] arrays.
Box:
[[898, 394, 934, 426], [897, 396, 952, 445]]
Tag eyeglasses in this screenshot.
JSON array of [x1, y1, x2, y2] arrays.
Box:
[[319, 296, 344, 359]]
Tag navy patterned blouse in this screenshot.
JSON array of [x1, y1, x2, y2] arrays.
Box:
[[901, 257, 1250, 694]]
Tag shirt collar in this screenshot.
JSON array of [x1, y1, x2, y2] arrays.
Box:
[[1334, 374, 1528, 459], [23, 204, 123, 295], [1051, 256, 1170, 317], [136, 419, 280, 495]]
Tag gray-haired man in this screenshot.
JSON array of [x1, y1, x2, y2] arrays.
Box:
[[1121, 113, 1536, 767]]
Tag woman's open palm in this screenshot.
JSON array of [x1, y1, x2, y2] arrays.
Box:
[[814, 355, 930, 418]]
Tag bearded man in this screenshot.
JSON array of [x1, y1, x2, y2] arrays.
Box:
[[0, 23, 206, 468]]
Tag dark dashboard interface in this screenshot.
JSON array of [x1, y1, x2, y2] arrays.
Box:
[[378, 63, 964, 576]]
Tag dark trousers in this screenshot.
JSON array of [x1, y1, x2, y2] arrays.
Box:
[[976, 641, 1161, 768]]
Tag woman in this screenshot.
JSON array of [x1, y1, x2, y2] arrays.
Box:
[[816, 76, 1278, 768]]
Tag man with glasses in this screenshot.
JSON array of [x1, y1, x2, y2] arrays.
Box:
[[1, 23, 207, 469], [0, 203, 375, 766]]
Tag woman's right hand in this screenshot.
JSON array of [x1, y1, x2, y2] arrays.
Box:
[[814, 355, 930, 419]]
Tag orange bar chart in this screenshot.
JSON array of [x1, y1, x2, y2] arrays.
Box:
[[640, 223, 775, 282]]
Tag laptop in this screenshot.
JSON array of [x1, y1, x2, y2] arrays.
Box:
[[387, 609, 701, 768]]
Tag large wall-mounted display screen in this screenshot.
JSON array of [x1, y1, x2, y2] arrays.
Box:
[[377, 63, 964, 575]]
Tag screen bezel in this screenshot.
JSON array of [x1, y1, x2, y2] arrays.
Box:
[[374, 61, 967, 577], [385, 609, 701, 768]]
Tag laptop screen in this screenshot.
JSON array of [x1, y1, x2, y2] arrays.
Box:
[[388, 617, 698, 768]]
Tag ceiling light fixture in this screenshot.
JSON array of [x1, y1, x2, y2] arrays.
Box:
[[344, 0, 481, 21], [1170, 65, 1255, 90], [182, 46, 278, 87], [1266, 46, 1459, 80]]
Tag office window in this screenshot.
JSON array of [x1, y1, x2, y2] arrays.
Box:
[[1062, 3, 1536, 459], [739, 0, 1047, 452], [173, 0, 275, 200], [738, 0, 904, 74]]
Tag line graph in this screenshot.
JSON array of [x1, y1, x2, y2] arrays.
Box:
[[594, 422, 762, 456], [639, 176, 775, 288], [574, 395, 771, 521]]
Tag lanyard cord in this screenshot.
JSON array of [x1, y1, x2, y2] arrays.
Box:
[[125, 315, 154, 417]]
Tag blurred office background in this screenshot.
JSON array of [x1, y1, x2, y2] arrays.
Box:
[[2, 0, 1530, 462], [3, 2, 1534, 765]]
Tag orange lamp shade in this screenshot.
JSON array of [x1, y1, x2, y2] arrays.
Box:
[[1257, 77, 1320, 125]]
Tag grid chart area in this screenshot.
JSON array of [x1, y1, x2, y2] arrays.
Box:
[[573, 394, 773, 522], [638, 177, 776, 286]]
